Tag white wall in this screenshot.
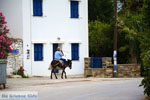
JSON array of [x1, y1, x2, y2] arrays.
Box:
[[0, 0, 23, 39], [30, 0, 89, 76], [22, 0, 32, 76]]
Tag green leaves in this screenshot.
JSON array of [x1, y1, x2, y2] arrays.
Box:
[[140, 67, 150, 97], [117, 14, 142, 63], [89, 20, 113, 57], [88, 0, 114, 23], [119, 0, 144, 14], [142, 0, 150, 28], [88, 0, 150, 65]]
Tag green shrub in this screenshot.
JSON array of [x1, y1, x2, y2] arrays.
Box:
[[140, 67, 150, 97]]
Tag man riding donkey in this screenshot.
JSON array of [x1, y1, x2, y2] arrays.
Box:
[[49, 47, 72, 79], [54, 47, 66, 65]]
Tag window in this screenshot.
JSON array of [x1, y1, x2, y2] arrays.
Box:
[[71, 43, 79, 60], [33, 0, 43, 16], [34, 44, 43, 61], [71, 1, 79, 18]]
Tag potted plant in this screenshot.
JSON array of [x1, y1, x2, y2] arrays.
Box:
[[0, 12, 13, 89]]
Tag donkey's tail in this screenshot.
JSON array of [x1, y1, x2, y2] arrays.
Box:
[[48, 60, 54, 70], [48, 65, 52, 70]]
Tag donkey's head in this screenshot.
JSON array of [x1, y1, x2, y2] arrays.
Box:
[[67, 59, 72, 69]]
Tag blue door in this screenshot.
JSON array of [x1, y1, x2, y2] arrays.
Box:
[[53, 44, 59, 73], [53, 44, 58, 59]]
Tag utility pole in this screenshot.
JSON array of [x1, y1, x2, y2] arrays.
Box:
[[113, 0, 117, 77]]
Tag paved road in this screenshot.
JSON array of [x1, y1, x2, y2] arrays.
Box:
[[0, 77, 145, 100]]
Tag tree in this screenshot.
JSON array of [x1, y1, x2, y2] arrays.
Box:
[[139, 1, 150, 97], [117, 14, 143, 63], [119, 0, 144, 14], [88, 0, 150, 64], [88, 0, 114, 23], [116, 0, 145, 63], [138, 0, 150, 65], [89, 20, 113, 57], [142, 0, 150, 28], [88, 0, 114, 59]]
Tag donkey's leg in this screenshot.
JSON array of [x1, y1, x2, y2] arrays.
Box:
[[54, 69, 58, 79], [61, 70, 64, 79], [50, 69, 54, 79], [64, 71, 67, 79]]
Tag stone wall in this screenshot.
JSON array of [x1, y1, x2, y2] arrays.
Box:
[[84, 57, 113, 78], [84, 57, 141, 78], [102, 57, 112, 69], [7, 39, 23, 75], [117, 64, 141, 78]]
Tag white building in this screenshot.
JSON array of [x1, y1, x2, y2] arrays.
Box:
[[0, 0, 89, 76]]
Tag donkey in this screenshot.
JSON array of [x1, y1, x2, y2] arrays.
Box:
[[50, 59, 72, 79]]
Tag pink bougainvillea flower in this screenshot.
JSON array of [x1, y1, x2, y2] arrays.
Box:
[[4, 25, 7, 30], [0, 12, 13, 59], [0, 12, 2, 16]]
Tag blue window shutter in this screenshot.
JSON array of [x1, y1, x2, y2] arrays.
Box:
[[74, 1, 79, 18], [37, 0, 42, 16], [33, 0, 42, 16], [75, 44, 79, 60], [71, 1, 74, 18], [38, 44, 43, 60], [71, 1, 79, 18], [33, 0, 37, 16], [34, 44, 38, 61], [71, 44, 75, 59], [71, 43, 79, 60], [34, 44, 43, 61]]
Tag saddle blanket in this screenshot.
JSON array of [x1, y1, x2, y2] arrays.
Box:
[[48, 60, 64, 70]]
